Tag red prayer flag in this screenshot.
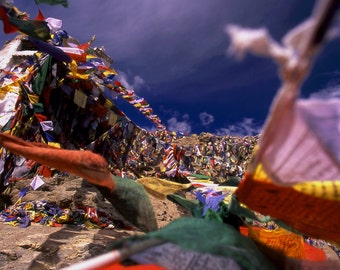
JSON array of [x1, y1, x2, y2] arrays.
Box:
[[34, 9, 45, 21], [0, 7, 18, 34]]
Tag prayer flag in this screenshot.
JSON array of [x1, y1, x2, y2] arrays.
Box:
[[230, 0, 340, 242], [254, 98, 340, 186], [34, 9, 45, 21], [45, 17, 62, 32], [29, 38, 71, 64], [32, 55, 52, 95], [34, 0, 69, 7], [74, 89, 87, 109], [19, 186, 30, 198], [0, 132, 115, 191], [0, 7, 18, 34], [8, 16, 50, 41], [40, 120, 54, 131], [30, 174, 45, 190]]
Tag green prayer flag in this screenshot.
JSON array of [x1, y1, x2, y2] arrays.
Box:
[[34, 0, 69, 7], [96, 176, 158, 232], [33, 56, 52, 95], [147, 218, 276, 270], [8, 16, 50, 41]]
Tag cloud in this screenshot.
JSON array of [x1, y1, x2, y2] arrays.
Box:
[[43, 0, 231, 84], [167, 115, 192, 134], [199, 112, 214, 126], [215, 118, 262, 136], [308, 83, 340, 99], [115, 71, 145, 92]]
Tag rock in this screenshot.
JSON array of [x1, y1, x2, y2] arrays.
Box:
[[0, 249, 18, 261]]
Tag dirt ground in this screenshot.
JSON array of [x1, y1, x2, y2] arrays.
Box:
[[1, 175, 339, 270], [0, 176, 191, 270]]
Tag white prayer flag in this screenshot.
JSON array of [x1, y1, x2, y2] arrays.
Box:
[[226, 0, 340, 186], [46, 17, 62, 32], [40, 120, 54, 132], [30, 175, 45, 190]]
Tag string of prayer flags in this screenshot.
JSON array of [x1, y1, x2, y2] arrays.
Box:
[[108, 81, 166, 130], [0, 2, 169, 190]]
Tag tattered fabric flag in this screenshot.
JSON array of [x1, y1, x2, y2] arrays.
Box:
[[136, 177, 192, 199], [29, 37, 71, 64], [107, 111, 118, 126], [34, 0, 69, 7], [30, 174, 45, 190], [235, 168, 340, 242], [40, 120, 54, 131], [34, 113, 48, 123], [240, 225, 328, 262], [8, 15, 50, 41], [32, 54, 52, 95], [230, 0, 340, 242], [34, 9, 45, 21], [0, 6, 18, 33], [44, 131, 56, 143], [18, 215, 31, 228], [19, 186, 30, 198], [146, 218, 275, 270], [130, 242, 242, 270], [69, 60, 90, 80], [0, 132, 115, 191], [58, 46, 87, 62], [254, 98, 340, 185], [0, 92, 19, 127], [74, 89, 87, 109], [226, 0, 340, 186], [45, 17, 62, 32], [196, 190, 226, 217], [27, 93, 39, 105]]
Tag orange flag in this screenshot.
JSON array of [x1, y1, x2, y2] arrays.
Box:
[[0, 132, 115, 191]]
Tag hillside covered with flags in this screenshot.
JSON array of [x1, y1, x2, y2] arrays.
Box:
[[1, 1, 340, 270]]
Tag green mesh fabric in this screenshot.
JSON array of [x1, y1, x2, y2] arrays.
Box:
[[167, 193, 201, 217], [147, 217, 276, 270], [96, 176, 157, 232]]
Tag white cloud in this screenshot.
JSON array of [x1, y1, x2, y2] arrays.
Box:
[[115, 71, 145, 92], [199, 112, 214, 126], [167, 116, 192, 134], [308, 84, 340, 99], [182, 113, 190, 120], [216, 118, 262, 136], [28, 0, 230, 84], [133, 75, 145, 90]]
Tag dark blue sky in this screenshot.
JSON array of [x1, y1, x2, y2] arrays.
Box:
[[1, 1, 339, 135]]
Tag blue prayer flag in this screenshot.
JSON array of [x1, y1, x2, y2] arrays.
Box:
[[19, 186, 30, 198]]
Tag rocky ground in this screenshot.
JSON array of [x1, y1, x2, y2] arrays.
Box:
[[0, 175, 191, 270]]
